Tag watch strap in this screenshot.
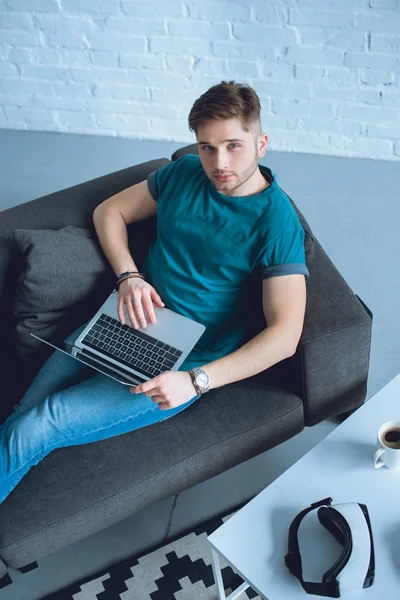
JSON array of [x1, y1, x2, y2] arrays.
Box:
[[189, 369, 202, 396]]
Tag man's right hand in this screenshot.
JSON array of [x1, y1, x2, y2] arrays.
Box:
[[117, 277, 165, 329]]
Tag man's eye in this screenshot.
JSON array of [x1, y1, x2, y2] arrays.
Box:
[[201, 144, 240, 151]]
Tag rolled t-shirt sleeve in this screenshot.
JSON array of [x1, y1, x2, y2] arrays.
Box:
[[147, 170, 158, 201], [147, 156, 187, 202], [257, 225, 310, 279]]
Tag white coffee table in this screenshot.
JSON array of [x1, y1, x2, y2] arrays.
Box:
[[208, 373, 400, 599]]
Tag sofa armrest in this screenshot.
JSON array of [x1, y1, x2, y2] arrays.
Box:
[[297, 239, 373, 426]]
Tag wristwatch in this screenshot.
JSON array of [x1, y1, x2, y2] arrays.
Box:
[[189, 367, 210, 396]]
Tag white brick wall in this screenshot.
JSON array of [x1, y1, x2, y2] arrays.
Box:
[[0, 0, 399, 160]]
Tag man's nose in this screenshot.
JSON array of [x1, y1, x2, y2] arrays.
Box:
[[214, 151, 229, 171]]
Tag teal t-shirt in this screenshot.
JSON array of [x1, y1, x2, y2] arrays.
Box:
[[143, 154, 309, 365]]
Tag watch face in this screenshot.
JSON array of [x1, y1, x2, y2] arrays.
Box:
[[197, 373, 209, 387]]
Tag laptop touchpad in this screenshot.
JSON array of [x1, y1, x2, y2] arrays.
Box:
[[125, 306, 175, 338]]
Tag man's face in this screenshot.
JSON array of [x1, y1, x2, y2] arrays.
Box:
[[196, 118, 268, 195]]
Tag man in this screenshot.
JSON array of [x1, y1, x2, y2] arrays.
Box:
[[0, 80, 308, 504], [113, 80, 308, 408]]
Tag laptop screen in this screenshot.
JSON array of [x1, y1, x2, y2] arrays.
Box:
[[31, 334, 146, 386]]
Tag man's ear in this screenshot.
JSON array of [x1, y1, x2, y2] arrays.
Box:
[[258, 134, 268, 157]]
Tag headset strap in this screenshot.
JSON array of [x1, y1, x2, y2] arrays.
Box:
[[285, 497, 375, 598], [285, 497, 341, 598]]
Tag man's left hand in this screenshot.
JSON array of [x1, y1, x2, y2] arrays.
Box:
[[130, 371, 198, 410]]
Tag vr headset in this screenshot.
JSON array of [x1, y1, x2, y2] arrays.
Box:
[[285, 497, 375, 598]]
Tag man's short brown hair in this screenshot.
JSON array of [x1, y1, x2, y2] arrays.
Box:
[[188, 80, 262, 138]]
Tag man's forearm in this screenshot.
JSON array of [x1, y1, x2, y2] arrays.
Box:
[[201, 326, 296, 391], [93, 206, 138, 276]]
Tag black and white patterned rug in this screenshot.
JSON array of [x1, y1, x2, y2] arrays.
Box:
[[32, 509, 261, 600]]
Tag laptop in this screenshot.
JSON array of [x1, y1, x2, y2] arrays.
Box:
[[31, 289, 206, 386]]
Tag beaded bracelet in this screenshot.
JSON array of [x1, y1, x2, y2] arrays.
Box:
[[117, 270, 142, 279], [116, 273, 145, 289]]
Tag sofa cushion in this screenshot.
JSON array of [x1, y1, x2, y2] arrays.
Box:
[[13, 226, 114, 386], [0, 366, 304, 567]]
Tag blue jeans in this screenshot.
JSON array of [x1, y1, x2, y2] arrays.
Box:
[[0, 323, 200, 504]]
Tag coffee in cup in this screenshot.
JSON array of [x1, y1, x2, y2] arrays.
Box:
[[382, 426, 400, 449], [373, 421, 400, 469]]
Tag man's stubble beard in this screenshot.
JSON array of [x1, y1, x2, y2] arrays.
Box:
[[236, 146, 260, 190], [213, 146, 260, 194]]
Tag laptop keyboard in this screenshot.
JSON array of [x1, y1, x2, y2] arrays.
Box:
[[81, 313, 183, 379]]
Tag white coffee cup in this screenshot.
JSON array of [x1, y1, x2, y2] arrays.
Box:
[[373, 420, 400, 470]]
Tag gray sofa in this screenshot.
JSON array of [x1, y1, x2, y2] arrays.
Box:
[[0, 143, 372, 580]]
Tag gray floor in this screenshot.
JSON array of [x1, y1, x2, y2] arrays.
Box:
[[0, 129, 399, 599]]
